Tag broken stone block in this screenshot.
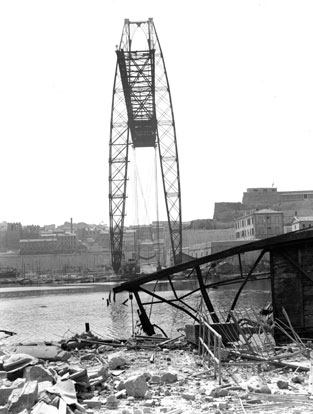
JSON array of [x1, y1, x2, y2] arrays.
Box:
[[8, 380, 38, 414], [106, 394, 119, 409], [116, 380, 125, 391], [87, 364, 109, 381], [48, 379, 77, 406], [115, 389, 127, 399], [150, 375, 161, 383], [108, 352, 128, 370], [160, 372, 177, 384], [144, 390, 152, 400], [247, 376, 271, 394], [84, 398, 102, 408], [2, 353, 37, 372], [292, 375, 305, 384], [181, 392, 196, 400], [31, 400, 59, 414], [0, 386, 14, 406], [23, 365, 55, 383], [89, 376, 105, 387], [14, 345, 70, 361], [277, 379, 289, 389], [38, 380, 55, 396], [0, 378, 26, 406], [210, 387, 229, 398], [123, 374, 148, 398]]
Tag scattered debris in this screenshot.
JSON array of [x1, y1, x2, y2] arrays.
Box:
[[0, 327, 313, 413]]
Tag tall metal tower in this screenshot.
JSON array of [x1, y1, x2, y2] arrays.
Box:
[[109, 18, 182, 274]]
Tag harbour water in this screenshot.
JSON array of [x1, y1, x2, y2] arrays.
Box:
[[0, 279, 271, 345]]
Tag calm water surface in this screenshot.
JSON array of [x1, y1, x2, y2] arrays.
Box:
[[0, 279, 271, 345]]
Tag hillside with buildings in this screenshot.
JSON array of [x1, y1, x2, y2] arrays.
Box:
[[1, 187, 313, 277]]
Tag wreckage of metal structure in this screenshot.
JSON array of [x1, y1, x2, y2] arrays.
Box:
[[113, 228, 313, 344]]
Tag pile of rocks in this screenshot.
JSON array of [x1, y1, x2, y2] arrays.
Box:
[[1, 338, 313, 414]]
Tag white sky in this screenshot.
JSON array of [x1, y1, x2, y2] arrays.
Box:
[[1, 0, 313, 227]]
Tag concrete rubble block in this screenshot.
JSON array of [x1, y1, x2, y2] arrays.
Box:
[[0, 406, 8, 414], [150, 375, 161, 383], [69, 368, 90, 388], [23, 365, 55, 383], [277, 379, 289, 389], [210, 386, 229, 398], [8, 380, 38, 414], [89, 376, 105, 388], [108, 353, 128, 370], [84, 398, 102, 409], [116, 380, 125, 391], [181, 392, 196, 400], [106, 394, 119, 409], [160, 372, 177, 384], [0, 378, 26, 405], [247, 376, 271, 394], [47, 379, 77, 406], [87, 365, 109, 381], [2, 354, 38, 381], [292, 375, 305, 384], [31, 400, 59, 414], [144, 391, 152, 400], [14, 345, 70, 362], [37, 380, 55, 397], [115, 389, 127, 399], [2, 354, 37, 372], [124, 374, 148, 398]]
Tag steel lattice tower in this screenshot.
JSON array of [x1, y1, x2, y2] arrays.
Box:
[[109, 18, 182, 274]]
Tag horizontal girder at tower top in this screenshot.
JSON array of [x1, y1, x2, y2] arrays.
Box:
[[116, 49, 157, 148]]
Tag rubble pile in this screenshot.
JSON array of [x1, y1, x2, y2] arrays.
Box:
[[1, 332, 313, 414]]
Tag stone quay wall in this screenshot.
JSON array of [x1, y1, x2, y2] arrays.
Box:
[[0, 250, 111, 274]]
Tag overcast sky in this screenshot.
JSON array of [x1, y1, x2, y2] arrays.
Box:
[[1, 0, 313, 227]]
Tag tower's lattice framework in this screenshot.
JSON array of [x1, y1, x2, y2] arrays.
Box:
[[109, 18, 182, 274]]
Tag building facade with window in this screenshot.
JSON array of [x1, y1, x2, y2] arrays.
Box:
[[235, 209, 284, 240], [292, 216, 313, 231]]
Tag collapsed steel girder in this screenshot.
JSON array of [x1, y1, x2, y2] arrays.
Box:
[[113, 229, 313, 337], [109, 19, 182, 274]]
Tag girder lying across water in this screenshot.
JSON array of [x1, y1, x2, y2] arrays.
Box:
[[113, 228, 313, 343]]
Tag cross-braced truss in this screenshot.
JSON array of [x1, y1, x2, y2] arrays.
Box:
[[109, 19, 182, 273]]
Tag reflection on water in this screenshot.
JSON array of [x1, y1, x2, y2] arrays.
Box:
[[0, 279, 271, 345]]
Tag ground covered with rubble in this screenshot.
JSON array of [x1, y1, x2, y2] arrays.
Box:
[[1, 332, 313, 414]]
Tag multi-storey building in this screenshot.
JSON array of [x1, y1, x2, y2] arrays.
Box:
[[234, 209, 284, 240], [20, 238, 58, 254], [19, 231, 77, 254]]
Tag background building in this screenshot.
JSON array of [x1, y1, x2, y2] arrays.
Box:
[[234, 209, 284, 240], [292, 216, 313, 231]]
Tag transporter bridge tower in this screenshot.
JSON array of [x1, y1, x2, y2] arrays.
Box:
[[109, 18, 182, 274]]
